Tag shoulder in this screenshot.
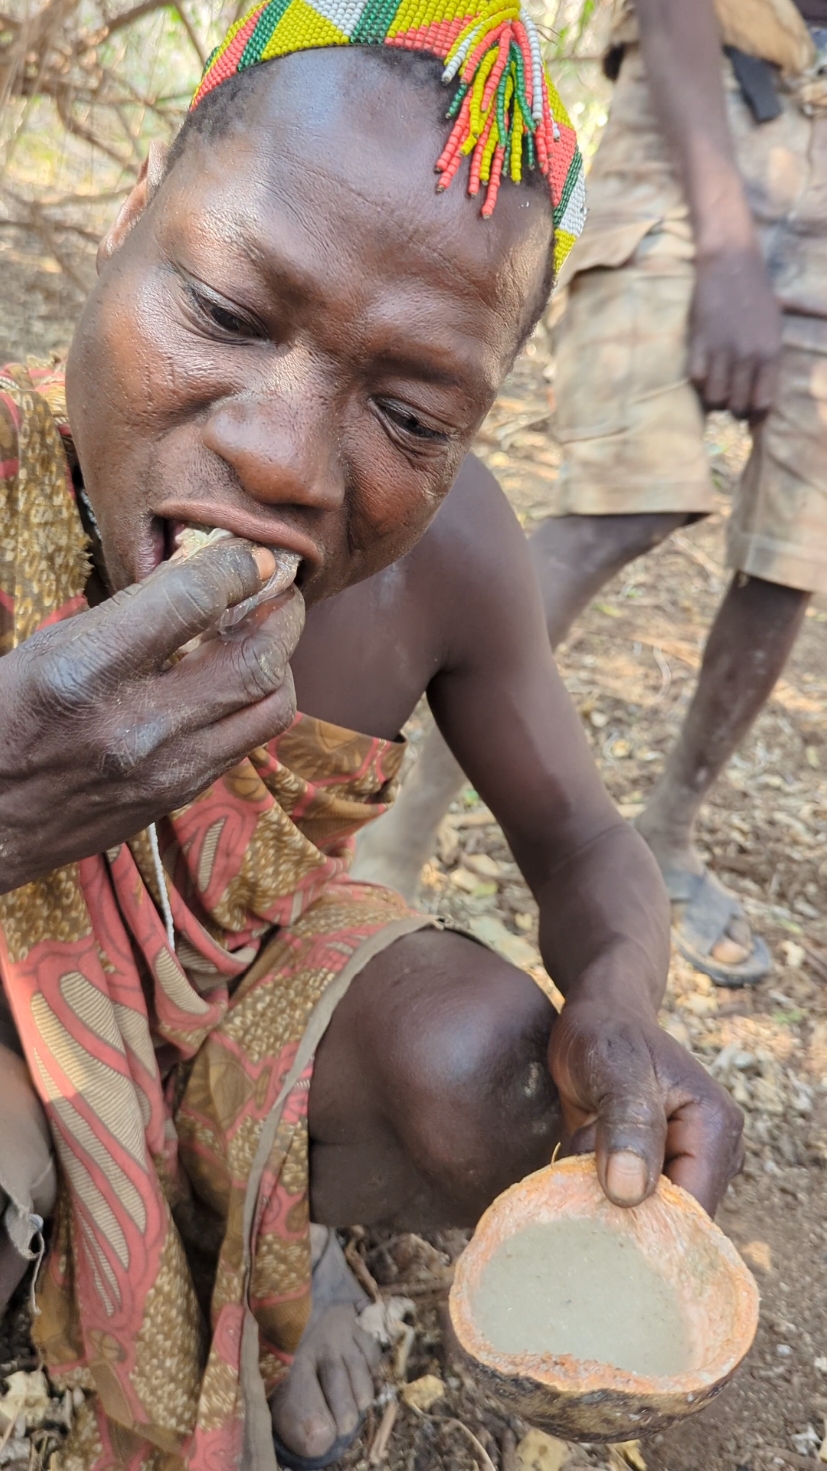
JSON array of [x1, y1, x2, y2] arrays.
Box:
[[410, 452, 547, 672], [425, 452, 528, 565]]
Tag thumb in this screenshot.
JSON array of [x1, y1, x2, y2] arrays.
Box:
[[594, 1063, 667, 1209]]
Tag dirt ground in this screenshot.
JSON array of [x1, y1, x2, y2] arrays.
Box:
[[2, 244, 827, 1471]]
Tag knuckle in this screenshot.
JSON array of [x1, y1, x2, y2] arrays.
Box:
[[164, 576, 222, 630], [24, 645, 92, 718], [233, 638, 285, 701]]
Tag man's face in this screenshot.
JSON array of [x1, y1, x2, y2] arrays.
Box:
[[67, 49, 552, 604]]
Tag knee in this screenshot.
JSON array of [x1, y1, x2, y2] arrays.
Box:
[[531, 511, 687, 581], [373, 934, 560, 1210]]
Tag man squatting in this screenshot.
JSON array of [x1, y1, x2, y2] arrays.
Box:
[[0, 4, 743, 1468], [357, 0, 827, 990]]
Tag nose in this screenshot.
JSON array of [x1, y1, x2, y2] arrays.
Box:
[[202, 360, 345, 514]]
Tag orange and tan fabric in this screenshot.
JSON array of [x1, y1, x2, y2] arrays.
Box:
[[549, 45, 827, 595], [0, 363, 431, 1470]]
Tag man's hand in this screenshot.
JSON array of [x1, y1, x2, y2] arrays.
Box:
[[0, 539, 305, 893], [689, 246, 782, 419], [549, 994, 744, 1216]]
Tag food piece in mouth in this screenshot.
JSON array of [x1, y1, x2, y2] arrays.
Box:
[[170, 525, 301, 649], [172, 526, 301, 625]]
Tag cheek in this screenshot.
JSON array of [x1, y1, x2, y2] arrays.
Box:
[[347, 441, 462, 572]]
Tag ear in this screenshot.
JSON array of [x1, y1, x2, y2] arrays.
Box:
[[96, 139, 170, 273]]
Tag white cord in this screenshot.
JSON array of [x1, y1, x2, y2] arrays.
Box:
[[148, 821, 175, 950]]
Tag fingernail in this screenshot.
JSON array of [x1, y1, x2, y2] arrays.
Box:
[[252, 546, 276, 582], [606, 1150, 648, 1205]]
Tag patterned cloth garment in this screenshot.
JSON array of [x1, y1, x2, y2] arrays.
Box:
[[191, 0, 587, 275], [0, 363, 436, 1470]]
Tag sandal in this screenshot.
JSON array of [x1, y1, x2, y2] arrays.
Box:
[[662, 867, 771, 988]]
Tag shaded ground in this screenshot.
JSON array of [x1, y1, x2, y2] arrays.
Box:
[[1, 246, 827, 1471]]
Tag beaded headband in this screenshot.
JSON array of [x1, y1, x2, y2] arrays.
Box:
[[191, 0, 586, 276]]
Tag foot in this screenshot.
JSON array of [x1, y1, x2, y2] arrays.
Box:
[[270, 1228, 381, 1467], [635, 817, 756, 970]]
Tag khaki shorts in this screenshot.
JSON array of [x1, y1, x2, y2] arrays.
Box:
[[552, 45, 827, 594]]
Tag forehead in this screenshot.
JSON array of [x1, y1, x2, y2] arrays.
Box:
[[157, 50, 551, 385]]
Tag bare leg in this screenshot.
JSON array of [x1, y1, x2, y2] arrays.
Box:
[[637, 573, 809, 964], [351, 510, 685, 898], [528, 511, 689, 647], [271, 930, 559, 1463]]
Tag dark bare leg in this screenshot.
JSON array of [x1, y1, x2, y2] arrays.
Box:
[[352, 511, 685, 898], [636, 573, 809, 963], [528, 511, 689, 647], [270, 930, 559, 1462]]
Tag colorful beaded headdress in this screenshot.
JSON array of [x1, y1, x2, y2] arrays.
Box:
[[191, 0, 586, 276]]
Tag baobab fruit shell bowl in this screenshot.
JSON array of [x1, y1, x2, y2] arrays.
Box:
[[448, 1155, 759, 1442]]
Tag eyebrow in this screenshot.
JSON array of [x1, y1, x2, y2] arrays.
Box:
[[368, 344, 494, 404]]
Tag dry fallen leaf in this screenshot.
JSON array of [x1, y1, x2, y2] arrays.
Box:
[[516, 1429, 570, 1471], [450, 868, 479, 893], [781, 940, 806, 970], [608, 1442, 647, 1471], [0, 1372, 50, 1432], [435, 819, 460, 868], [467, 915, 539, 969], [463, 852, 501, 880], [742, 1240, 773, 1274], [400, 1375, 445, 1413]]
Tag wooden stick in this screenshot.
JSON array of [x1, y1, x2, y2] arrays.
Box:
[[500, 1427, 517, 1471], [368, 1400, 399, 1466], [344, 1240, 381, 1303]]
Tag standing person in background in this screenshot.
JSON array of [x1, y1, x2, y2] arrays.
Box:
[[355, 0, 827, 989]]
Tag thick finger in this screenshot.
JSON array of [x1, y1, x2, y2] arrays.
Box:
[[594, 1061, 668, 1208], [98, 540, 277, 675], [751, 355, 780, 419], [687, 333, 708, 391], [159, 668, 299, 799], [699, 349, 734, 411], [662, 1095, 745, 1217], [162, 587, 305, 728], [728, 358, 759, 420]]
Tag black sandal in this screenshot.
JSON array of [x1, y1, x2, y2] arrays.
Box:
[[663, 868, 771, 988]]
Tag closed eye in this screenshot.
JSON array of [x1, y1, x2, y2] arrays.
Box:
[[185, 283, 264, 341], [375, 398, 449, 444]]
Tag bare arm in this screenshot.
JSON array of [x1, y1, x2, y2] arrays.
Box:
[[426, 462, 743, 1212], [635, 0, 782, 416], [427, 470, 667, 1008]]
